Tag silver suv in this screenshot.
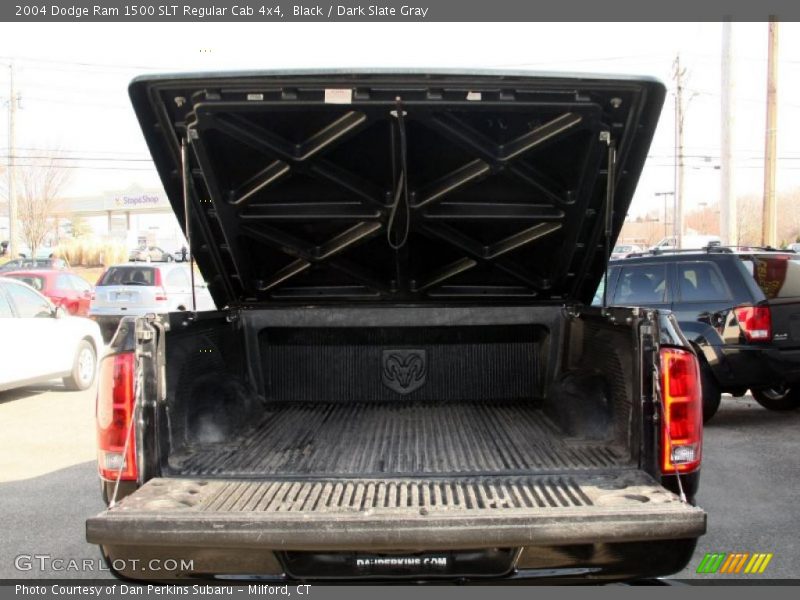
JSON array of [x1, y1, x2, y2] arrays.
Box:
[[89, 263, 215, 341]]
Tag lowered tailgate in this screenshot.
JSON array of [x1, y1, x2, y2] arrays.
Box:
[[87, 472, 705, 552]]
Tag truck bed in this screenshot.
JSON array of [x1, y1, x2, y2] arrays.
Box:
[[169, 400, 628, 478]]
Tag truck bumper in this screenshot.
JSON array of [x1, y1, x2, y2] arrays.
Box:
[[87, 472, 705, 581]]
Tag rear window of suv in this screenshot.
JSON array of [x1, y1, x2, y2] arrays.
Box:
[[742, 255, 800, 299], [98, 266, 157, 286], [612, 263, 669, 305]]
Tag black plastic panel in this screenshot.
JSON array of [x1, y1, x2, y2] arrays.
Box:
[[129, 72, 665, 306], [259, 325, 543, 403]]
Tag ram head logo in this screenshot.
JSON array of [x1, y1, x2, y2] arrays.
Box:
[[382, 349, 427, 394]]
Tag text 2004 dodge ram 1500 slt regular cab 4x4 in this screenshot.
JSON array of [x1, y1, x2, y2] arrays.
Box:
[[86, 71, 706, 582]]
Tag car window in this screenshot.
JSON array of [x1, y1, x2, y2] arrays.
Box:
[[56, 274, 73, 290], [4, 281, 52, 318], [70, 275, 91, 292], [677, 262, 731, 302], [165, 267, 190, 288], [612, 264, 668, 305], [745, 255, 800, 299], [98, 266, 156, 286], [5, 274, 46, 292], [592, 270, 613, 306], [0, 288, 13, 317]]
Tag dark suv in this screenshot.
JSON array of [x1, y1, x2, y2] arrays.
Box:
[[604, 247, 800, 421]]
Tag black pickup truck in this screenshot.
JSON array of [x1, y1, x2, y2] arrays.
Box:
[[86, 71, 706, 582]]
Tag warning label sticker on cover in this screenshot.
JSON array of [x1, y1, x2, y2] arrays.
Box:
[[324, 88, 353, 104]]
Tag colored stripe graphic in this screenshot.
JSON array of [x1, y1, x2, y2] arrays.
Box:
[[744, 553, 774, 574], [697, 552, 773, 574], [719, 553, 749, 573], [697, 553, 726, 573]]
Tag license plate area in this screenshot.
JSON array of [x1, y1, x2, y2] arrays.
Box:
[[279, 548, 518, 580]]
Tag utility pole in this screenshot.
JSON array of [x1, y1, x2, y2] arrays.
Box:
[[5, 62, 19, 258], [720, 21, 737, 246], [672, 54, 688, 249], [655, 191, 674, 239], [762, 18, 779, 247]]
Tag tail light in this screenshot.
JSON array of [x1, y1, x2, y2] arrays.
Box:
[[660, 347, 703, 474], [735, 305, 772, 342], [154, 269, 167, 302], [96, 351, 137, 481]]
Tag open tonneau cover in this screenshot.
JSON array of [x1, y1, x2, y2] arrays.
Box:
[[129, 71, 665, 308]]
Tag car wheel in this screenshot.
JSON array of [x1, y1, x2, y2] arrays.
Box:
[[63, 339, 97, 391], [165, 254, 173, 262], [752, 385, 800, 411], [700, 363, 721, 423]]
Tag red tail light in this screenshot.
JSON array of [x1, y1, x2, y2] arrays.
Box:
[[735, 305, 772, 342], [660, 347, 703, 474], [96, 351, 137, 481], [153, 269, 167, 301]]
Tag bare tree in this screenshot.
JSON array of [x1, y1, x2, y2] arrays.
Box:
[[15, 154, 70, 257]]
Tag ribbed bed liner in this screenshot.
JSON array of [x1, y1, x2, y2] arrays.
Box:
[[171, 401, 629, 478]]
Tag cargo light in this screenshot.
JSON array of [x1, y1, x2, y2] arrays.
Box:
[[660, 347, 703, 475], [96, 351, 137, 481]]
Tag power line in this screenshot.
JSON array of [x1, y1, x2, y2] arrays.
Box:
[[0, 154, 152, 162], [0, 55, 178, 72]]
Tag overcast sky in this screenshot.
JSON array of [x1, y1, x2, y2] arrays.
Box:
[[1, 21, 799, 220]]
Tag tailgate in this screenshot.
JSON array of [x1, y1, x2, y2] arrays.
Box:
[[87, 472, 705, 552], [749, 255, 800, 348], [769, 297, 800, 349]]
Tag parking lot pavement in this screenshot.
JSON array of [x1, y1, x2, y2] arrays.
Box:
[[671, 395, 800, 580], [0, 383, 111, 580], [0, 385, 797, 582]]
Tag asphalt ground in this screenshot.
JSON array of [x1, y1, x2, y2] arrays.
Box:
[[0, 386, 797, 582]]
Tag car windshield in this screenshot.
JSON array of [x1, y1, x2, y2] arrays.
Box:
[[613, 246, 632, 253], [97, 266, 157, 286]]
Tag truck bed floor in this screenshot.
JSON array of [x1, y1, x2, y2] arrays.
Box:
[[170, 401, 629, 478]]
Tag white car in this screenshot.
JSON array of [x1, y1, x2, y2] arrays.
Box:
[[0, 276, 103, 392], [89, 263, 216, 341]]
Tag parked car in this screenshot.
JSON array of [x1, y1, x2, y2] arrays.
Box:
[[16, 245, 62, 260], [0, 257, 70, 273], [605, 247, 800, 420], [89, 262, 215, 341], [1, 270, 93, 316], [128, 246, 174, 262], [610, 243, 643, 260], [786, 242, 800, 254], [0, 277, 103, 392], [85, 72, 706, 583]]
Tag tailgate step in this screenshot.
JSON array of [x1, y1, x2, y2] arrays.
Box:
[[87, 472, 705, 550]]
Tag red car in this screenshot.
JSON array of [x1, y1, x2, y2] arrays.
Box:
[[2, 269, 93, 316]]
